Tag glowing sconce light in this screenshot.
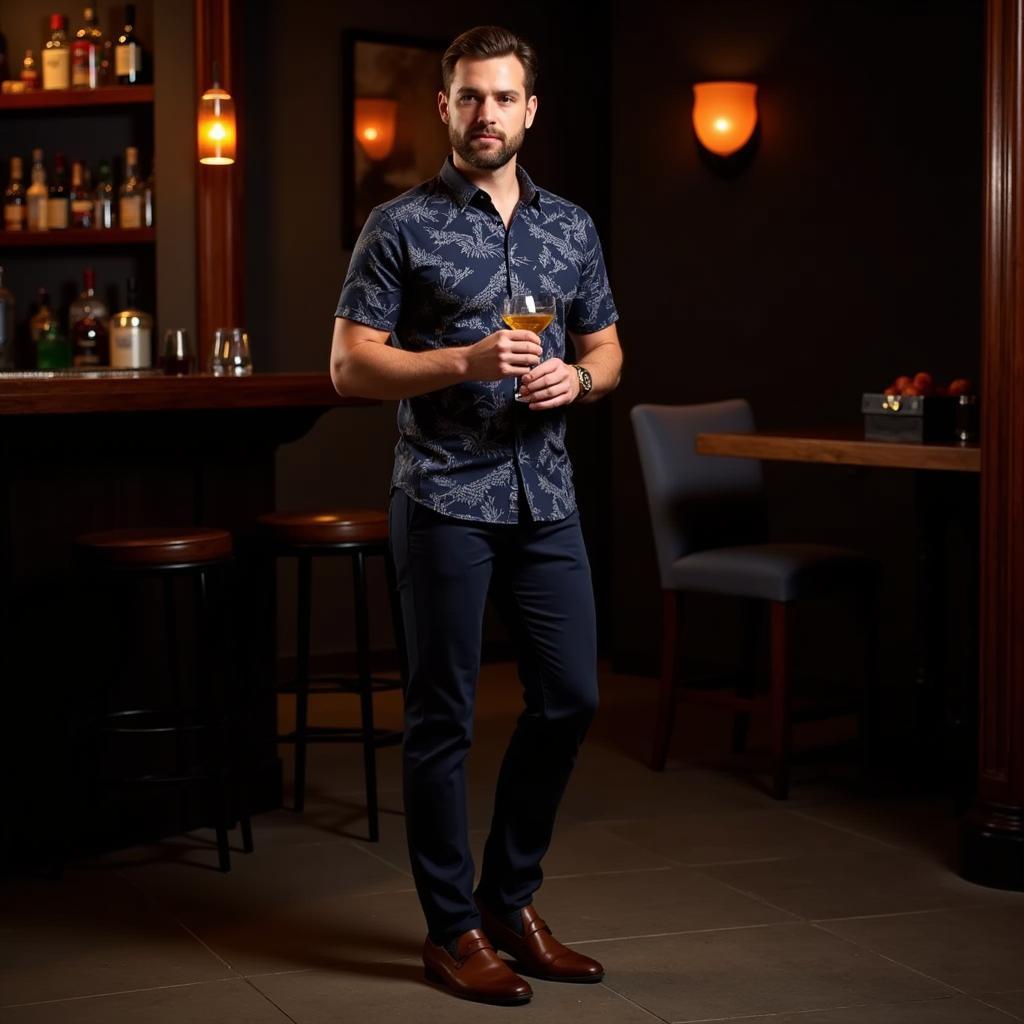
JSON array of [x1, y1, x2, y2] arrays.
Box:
[[198, 76, 237, 166], [692, 82, 758, 157], [354, 98, 398, 161]]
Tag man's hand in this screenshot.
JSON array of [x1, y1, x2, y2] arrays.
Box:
[[518, 358, 580, 410], [465, 330, 543, 382]]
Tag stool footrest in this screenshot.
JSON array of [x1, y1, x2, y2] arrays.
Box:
[[278, 675, 402, 694], [277, 726, 402, 746]]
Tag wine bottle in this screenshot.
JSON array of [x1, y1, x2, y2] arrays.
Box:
[[38, 321, 71, 370], [118, 146, 143, 228], [29, 288, 54, 346], [47, 152, 69, 230], [71, 6, 100, 89], [110, 277, 153, 368], [93, 159, 115, 229], [42, 14, 70, 91], [115, 5, 143, 85], [144, 160, 154, 227], [0, 266, 14, 371], [69, 268, 109, 366], [69, 160, 93, 228], [20, 50, 39, 90], [4, 157, 27, 232], [26, 149, 48, 232]]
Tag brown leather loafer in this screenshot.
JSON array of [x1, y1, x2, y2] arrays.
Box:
[[477, 901, 605, 983], [422, 928, 532, 1005]]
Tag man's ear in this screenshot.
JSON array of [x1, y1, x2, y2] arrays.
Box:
[[438, 90, 450, 124], [525, 94, 538, 130]]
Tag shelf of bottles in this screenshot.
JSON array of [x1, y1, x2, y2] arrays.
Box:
[[0, 3, 156, 373]]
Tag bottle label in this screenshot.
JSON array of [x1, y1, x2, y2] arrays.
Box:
[[27, 195, 48, 231], [119, 194, 143, 229], [71, 199, 93, 227], [71, 41, 97, 88], [115, 42, 140, 77], [111, 325, 152, 368], [42, 49, 70, 90], [47, 197, 69, 229], [3, 204, 26, 231]]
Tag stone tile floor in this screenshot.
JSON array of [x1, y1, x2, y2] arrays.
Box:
[[2, 662, 1023, 1022]]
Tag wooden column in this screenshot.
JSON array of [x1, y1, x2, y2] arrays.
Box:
[[195, 0, 244, 369], [961, 0, 1024, 889]]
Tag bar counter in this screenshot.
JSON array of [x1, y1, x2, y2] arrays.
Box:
[[0, 373, 379, 866]]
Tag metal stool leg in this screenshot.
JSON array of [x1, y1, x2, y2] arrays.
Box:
[[294, 554, 312, 812], [353, 549, 380, 841]]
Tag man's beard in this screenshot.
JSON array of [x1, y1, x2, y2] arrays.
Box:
[[450, 122, 526, 170]]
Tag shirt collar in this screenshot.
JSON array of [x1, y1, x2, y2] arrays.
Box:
[[439, 156, 541, 211]]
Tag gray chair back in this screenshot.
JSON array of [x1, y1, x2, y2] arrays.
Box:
[[631, 400, 766, 587]]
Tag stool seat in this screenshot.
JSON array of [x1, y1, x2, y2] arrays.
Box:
[[75, 527, 233, 567], [255, 510, 388, 546]]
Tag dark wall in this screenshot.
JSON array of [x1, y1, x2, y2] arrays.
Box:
[[609, 1, 984, 673], [243, 1, 611, 658]]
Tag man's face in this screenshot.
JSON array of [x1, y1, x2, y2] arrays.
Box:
[[439, 55, 537, 171]]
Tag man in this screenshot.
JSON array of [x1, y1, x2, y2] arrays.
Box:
[[331, 25, 622, 1006]]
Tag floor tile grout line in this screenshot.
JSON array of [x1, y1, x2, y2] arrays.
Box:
[[240, 975, 301, 1023], [597, 980, 673, 1023], [344, 837, 415, 879], [785, 806, 921, 855], [687, 863, 806, 922], [808, 919, 980, 1000], [665, 994, 961, 1023], [0, 976, 240, 1011], [809, 903, 1002, 924], [546, 865, 676, 881], [568, 919, 803, 947]]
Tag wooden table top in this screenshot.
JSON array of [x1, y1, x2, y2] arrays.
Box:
[[0, 372, 378, 416], [696, 427, 981, 473]]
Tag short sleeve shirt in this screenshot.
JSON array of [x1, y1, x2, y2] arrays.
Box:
[[336, 157, 618, 524]]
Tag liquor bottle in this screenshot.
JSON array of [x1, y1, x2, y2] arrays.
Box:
[[42, 14, 71, 91], [93, 159, 115, 228], [47, 152, 69, 230], [118, 146, 143, 228], [144, 160, 154, 227], [20, 50, 39, 90], [38, 320, 71, 369], [110, 277, 152, 368], [29, 288, 54, 345], [4, 157, 27, 232], [115, 5, 142, 85], [26, 149, 48, 231], [69, 268, 109, 366], [0, 24, 9, 84], [69, 160, 93, 227], [71, 6, 100, 89], [0, 266, 14, 371]]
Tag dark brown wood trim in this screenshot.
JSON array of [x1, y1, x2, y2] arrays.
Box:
[[961, 0, 1024, 889], [195, 0, 244, 369]]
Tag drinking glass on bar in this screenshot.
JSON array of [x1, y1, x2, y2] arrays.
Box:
[[210, 327, 253, 377], [500, 292, 555, 402], [159, 328, 196, 375]]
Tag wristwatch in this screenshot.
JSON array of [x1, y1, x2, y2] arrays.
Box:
[[572, 364, 593, 401]]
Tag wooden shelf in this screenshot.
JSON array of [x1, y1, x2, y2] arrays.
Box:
[[0, 86, 154, 111], [0, 228, 155, 247]]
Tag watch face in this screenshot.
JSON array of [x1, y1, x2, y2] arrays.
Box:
[[579, 366, 593, 391]]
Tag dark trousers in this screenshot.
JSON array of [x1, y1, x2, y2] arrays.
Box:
[[388, 488, 598, 945]]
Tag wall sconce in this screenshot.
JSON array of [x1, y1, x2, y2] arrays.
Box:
[[354, 98, 398, 161], [198, 64, 237, 166], [692, 82, 758, 157]]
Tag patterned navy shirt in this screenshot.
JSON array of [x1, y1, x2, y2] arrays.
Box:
[[336, 157, 618, 524]]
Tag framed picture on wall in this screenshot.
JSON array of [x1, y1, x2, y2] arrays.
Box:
[[342, 31, 451, 249]]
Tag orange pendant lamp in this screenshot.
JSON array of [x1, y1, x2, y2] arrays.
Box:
[[198, 61, 237, 166], [692, 82, 758, 157], [354, 98, 398, 161]]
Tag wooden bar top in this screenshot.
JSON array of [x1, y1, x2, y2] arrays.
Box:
[[697, 427, 981, 473], [0, 371, 377, 416]]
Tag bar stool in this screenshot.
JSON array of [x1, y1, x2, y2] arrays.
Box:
[[73, 527, 254, 871], [254, 510, 404, 842]]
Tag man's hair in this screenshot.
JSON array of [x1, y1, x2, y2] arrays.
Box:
[[441, 25, 539, 97]]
